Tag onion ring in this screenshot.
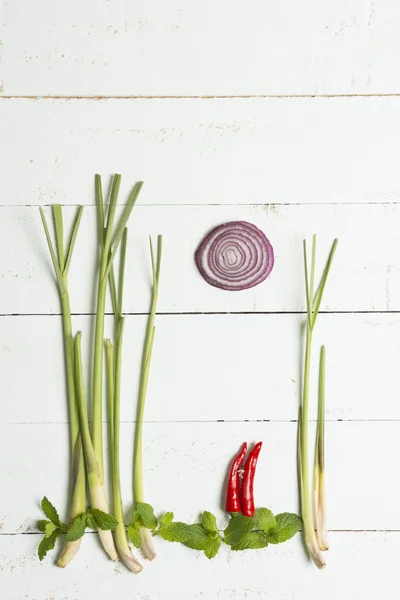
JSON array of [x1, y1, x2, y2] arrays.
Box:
[[194, 221, 274, 291]]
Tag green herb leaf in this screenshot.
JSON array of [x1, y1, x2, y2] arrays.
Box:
[[66, 514, 86, 542], [183, 524, 212, 551], [37, 520, 50, 533], [38, 529, 61, 561], [201, 511, 218, 534], [231, 531, 269, 551], [159, 522, 191, 543], [224, 514, 255, 547], [204, 536, 221, 559], [127, 525, 143, 548], [267, 513, 302, 544], [41, 497, 61, 526], [45, 522, 57, 538], [136, 502, 158, 530], [88, 508, 118, 531], [160, 512, 174, 527], [256, 508, 276, 534], [85, 513, 96, 530]]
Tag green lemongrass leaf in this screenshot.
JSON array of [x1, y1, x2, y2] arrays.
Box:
[[182, 524, 212, 551], [127, 525, 143, 548], [39, 208, 64, 291], [256, 508, 276, 534], [95, 174, 105, 246], [314, 345, 328, 551], [309, 234, 316, 316], [41, 497, 61, 526], [159, 522, 191, 543], [149, 236, 156, 285], [267, 513, 302, 545], [88, 508, 119, 530], [224, 514, 255, 547], [231, 531, 269, 551], [66, 514, 86, 542], [155, 234, 162, 285], [303, 240, 312, 328], [103, 174, 122, 253], [52, 205, 65, 272], [64, 205, 84, 276], [117, 228, 128, 318], [38, 529, 61, 561], [109, 265, 118, 326], [311, 239, 338, 329], [204, 536, 221, 559], [37, 520, 50, 533], [104, 182, 143, 281], [136, 502, 158, 530], [201, 511, 218, 534], [160, 512, 174, 527]]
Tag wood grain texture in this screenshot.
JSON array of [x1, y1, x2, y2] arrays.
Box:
[[1, 422, 397, 534], [0, 0, 398, 96], [1, 97, 400, 206], [1, 313, 400, 424], [0, 532, 397, 599], [1, 204, 399, 314]]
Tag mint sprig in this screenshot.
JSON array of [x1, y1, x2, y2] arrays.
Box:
[[36, 498, 119, 560]]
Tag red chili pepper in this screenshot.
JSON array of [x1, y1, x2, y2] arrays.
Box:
[[240, 442, 263, 517], [225, 442, 247, 513]]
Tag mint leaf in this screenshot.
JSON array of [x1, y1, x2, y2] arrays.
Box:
[[231, 531, 269, 551], [66, 514, 86, 542], [88, 508, 118, 530], [160, 512, 174, 527], [45, 522, 57, 538], [224, 514, 255, 547], [201, 511, 218, 534], [41, 497, 61, 526], [256, 508, 276, 534], [85, 513, 96, 530], [183, 524, 212, 551], [136, 503, 158, 530], [159, 522, 191, 543], [37, 520, 50, 533], [127, 525, 143, 548], [267, 513, 302, 544], [38, 529, 61, 561], [204, 536, 221, 559]]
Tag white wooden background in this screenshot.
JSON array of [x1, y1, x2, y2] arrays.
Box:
[[1, 1, 399, 598]]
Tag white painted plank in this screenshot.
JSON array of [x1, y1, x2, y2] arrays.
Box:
[[1, 313, 399, 424], [0, 531, 397, 599], [2, 97, 400, 206], [1, 204, 399, 314], [0, 421, 397, 533], [0, 1, 397, 96]]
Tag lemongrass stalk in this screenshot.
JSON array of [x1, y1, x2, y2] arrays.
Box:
[[313, 346, 329, 551], [93, 175, 143, 475], [133, 235, 162, 560], [106, 228, 143, 573], [299, 236, 337, 569], [74, 332, 118, 561], [39, 205, 87, 567], [107, 335, 143, 573]]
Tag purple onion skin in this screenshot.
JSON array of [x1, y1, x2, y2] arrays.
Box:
[[194, 221, 274, 291]]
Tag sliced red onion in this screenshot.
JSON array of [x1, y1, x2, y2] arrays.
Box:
[[194, 221, 274, 291]]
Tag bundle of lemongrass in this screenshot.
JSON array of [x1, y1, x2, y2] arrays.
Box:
[[298, 235, 337, 569], [37, 175, 162, 572]]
